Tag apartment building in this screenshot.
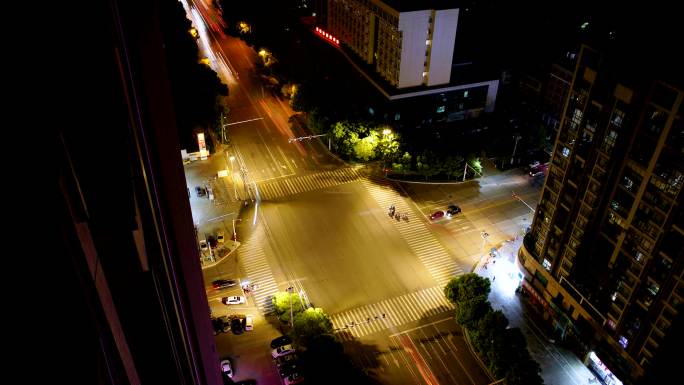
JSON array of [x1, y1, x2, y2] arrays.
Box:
[[518, 42, 683, 384]]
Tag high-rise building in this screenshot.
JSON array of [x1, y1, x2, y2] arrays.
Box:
[[517, 39, 683, 384], [327, 0, 459, 88], [55, 0, 222, 383]]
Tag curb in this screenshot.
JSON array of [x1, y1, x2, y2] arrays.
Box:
[[463, 327, 496, 381], [201, 240, 241, 270]]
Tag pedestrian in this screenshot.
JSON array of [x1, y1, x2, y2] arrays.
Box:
[[493, 276, 496, 281]]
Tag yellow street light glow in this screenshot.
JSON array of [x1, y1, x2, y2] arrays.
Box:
[[382, 129, 392, 135]]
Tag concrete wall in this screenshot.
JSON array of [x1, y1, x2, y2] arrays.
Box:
[[397, 10, 431, 88], [427, 8, 458, 86]]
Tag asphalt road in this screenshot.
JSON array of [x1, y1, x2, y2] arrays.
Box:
[[184, 2, 543, 385]]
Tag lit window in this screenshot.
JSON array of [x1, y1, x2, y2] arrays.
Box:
[[436, 106, 445, 113], [618, 336, 629, 348], [562, 147, 570, 157], [464, 90, 469, 98]]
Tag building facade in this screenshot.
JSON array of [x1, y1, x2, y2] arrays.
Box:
[[327, 0, 458, 88], [518, 43, 683, 384], [56, 0, 222, 383]]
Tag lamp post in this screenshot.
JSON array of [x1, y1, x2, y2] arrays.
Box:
[[511, 134, 522, 165], [229, 155, 238, 200], [382, 128, 392, 176], [287, 286, 294, 327], [480, 230, 489, 264], [232, 218, 242, 242]]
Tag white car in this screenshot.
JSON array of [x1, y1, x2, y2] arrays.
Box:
[[245, 314, 254, 331], [220, 359, 233, 378], [272, 344, 295, 358], [221, 296, 246, 305], [199, 239, 208, 252], [217, 230, 225, 244]]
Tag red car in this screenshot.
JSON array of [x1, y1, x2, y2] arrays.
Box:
[[430, 210, 445, 220]]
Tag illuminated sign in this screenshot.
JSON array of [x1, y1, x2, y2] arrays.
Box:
[[314, 27, 339, 45], [197, 133, 208, 160]]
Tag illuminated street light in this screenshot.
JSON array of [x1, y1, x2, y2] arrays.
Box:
[[382, 128, 392, 136], [229, 155, 238, 200]]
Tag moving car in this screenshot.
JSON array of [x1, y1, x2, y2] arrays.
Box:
[[430, 210, 445, 220], [217, 230, 225, 244], [195, 186, 206, 197], [212, 279, 237, 290], [199, 239, 208, 252], [271, 344, 295, 358], [270, 335, 293, 349], [220, 359, 233, 378], [221, 296, 246, 305]]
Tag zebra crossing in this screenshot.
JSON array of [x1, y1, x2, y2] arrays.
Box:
[[237, 225, 279, 314], [257, 167, 362, 200], [361, 178, 464, 287], [330, 285, 454, 341]]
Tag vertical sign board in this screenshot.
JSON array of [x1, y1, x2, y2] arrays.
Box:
[[197, 133, 208, 160]]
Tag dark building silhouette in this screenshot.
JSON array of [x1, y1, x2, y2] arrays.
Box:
[[56, 0, 221, 383], [518, 28, 684, 385]]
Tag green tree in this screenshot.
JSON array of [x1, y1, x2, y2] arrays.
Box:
[[354, 131, 379, 161], [443, 155, 464, 180], [467, 155, 483, 178], [292, 307, 334, 348], [331, 121, 363, 157], [392, 152, 412, 174], [376, 128, 401, 161], [504, 328, 544, 385], [444, 273, 491, 304], [416, 150, 441, 180], [272, 291, 304, 323]]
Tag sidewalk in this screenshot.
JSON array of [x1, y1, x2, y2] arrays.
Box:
[[474, 237, 599, 385]]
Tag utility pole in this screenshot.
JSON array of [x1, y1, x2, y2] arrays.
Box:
[[463, 161, 468, 182], [232, 218, 242, 242], [511, 134, 522, 165], [287, 286, 294, 327]]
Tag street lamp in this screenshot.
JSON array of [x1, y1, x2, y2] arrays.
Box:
[[480, 230, 490, 265], [232, 218, 242, 243], [229, 156, 238, 200], [382, 129, 393, 176], [287, 286, 294, 327]]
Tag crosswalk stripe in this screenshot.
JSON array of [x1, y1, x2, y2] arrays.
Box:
[[330, 285, 455, 339], [256, 167, 362, 200]]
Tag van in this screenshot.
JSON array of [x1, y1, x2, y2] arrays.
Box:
[[245, 315, 254, 331]]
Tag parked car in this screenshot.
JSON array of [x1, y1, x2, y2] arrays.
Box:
[[278, 359, 300, 378], [195, 186, 206, 197], [212, 279, 237, 290], [276, 353, 297, 369], [217, 230, 225, 244], [272, 344, 295, 358], [430, 210, 445, 220], [230, 317, 245, 335], [207, 235, 218, 248], [199, 239, 208, 252], [222, 296, 246, 305], [270, 335, 293, 349], [446, 205, 461, 216], [284, 372, 304, 385], [220, 359, 233, 378], [212, 316, 230, 335], [245, 314, 254, 331]]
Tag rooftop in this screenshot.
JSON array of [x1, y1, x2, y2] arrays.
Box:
[[380, 0, 459, 13]]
